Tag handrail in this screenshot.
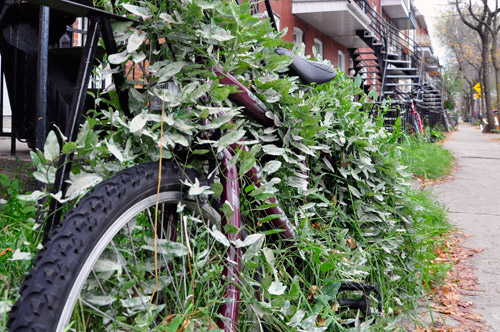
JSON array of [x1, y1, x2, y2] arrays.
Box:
[[351, 0, 422, 72]]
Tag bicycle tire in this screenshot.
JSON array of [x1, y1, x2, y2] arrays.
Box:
[[8, 162, 223, 332]]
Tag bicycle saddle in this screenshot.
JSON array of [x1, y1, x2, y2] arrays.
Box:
[[275, 48, 336, 85]]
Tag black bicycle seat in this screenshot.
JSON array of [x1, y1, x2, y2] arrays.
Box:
[[275, 48, 336, 85]]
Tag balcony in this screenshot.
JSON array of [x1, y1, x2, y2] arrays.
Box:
[[382, 0, 416, 29], [292, 0, 373, 48], [381, 0, 409, 20]]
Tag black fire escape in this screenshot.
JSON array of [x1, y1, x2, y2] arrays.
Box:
[[347, 0, 443, 130]]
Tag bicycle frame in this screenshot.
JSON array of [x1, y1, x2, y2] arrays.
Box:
[[212, 66, 298, 331], [410, 99, 424, 135]]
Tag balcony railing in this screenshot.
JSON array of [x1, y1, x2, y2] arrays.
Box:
[[352, 0, 422, 68]]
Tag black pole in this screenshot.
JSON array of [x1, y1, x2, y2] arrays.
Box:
[[44, 18, 102, 238], [36, 6, 50, 152], [101, 18, 130, 117], [263, 0, 277, 31]]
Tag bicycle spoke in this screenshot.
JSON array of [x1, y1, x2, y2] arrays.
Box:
[[90, 270, 118, 320], [110, 241, 150, 313]]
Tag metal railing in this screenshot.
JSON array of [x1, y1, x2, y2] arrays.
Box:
[[0, 55, 16, 155], [352, 0, 423, 70]]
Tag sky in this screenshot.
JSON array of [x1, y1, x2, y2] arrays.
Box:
[[413, 0, 450, 61]]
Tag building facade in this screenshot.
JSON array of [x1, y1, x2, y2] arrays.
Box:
[[262, 0, 445, 128]]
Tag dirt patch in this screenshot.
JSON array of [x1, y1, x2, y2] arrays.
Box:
[[0, 159, 37, 192]]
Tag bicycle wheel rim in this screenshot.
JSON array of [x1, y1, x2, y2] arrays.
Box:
[[57, 191, 220, 331]]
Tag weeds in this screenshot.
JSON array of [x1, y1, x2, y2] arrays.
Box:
[[0, 171, 39, 328], [400, 137, 454, 180]]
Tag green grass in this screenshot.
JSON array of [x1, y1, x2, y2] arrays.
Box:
[[0, 171, 39, 328], [400, 138, 454, 180]]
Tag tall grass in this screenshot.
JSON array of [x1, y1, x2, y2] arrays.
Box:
[[400, 137, 454, 180]]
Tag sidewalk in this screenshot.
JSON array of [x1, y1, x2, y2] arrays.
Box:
[[0, 116, 31, 161], [431, 123, 500, 329]]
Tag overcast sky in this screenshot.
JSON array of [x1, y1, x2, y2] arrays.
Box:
[[413, 0, 450, 60]]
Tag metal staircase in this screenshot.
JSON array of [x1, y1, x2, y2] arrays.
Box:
[[348, 0, 426, 132]]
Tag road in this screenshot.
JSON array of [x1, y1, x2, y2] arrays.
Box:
[[432, 123, 500, 330]]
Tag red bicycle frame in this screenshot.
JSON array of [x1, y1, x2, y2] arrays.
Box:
[[211, 66, 298, 331], [411, 99, 424, 135]]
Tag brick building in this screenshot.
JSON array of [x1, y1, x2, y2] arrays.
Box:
[[261, 0, 445, 128], [263, 0, 417, 78]]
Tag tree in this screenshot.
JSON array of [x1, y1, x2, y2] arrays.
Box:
[[455, 0, 499, 131], [435, 7, 483, 120]]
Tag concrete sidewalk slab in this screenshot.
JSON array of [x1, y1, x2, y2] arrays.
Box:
[[431, 124, 500, 330], [0, 136, 31, 161]]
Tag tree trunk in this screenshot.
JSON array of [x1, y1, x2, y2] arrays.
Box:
[[480, 34, 496, 131], [490, 27, 500, 112]]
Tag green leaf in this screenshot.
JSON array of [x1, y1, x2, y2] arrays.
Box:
[[44, 131, 60, 162], [127, 30, 146, 53], [106, 141, 124, 163], [0, 173, 10, 187], [263, 160, 281, 174], [157, 62, 188, 83], [215, 130, 245, 153], [129, 111, 148, 133], [62, 142, 77, 154], [122, 3, 152, 20], [66, 173, 103, 200], [268, 280, 287, 296], [348, 184, 362, 198], [207, 225, 230, 247], [354, 74, 362, 87], [221, 200, 235, 219], [212, 182, 223, 197], [223, 223, 239, 234], [319, 262, 336, 273], [368, 88, 379, 99], [166, 315, 183, 332], [322, 282, 341, 298], [108, 50, 129, 65], [239, 154, 256, 176]]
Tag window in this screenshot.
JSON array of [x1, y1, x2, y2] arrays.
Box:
[[313, 38, 323, 59], [338, 50, 346, 72], [293, 27, 303, 47]]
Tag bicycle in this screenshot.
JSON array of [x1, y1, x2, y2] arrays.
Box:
[[7, 1, 382, 331], [390, 92, 425, 137]]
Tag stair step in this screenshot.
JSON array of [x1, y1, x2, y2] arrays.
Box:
[[386, 67, 417, 72], [384, 83, 419, 86], [353, 51, 376, 55], [386, 75, 420, 79], [384, 59, 410, 64]]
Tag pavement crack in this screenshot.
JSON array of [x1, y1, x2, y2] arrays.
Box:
[[459, 156, 500, 160], [449, 210, 500, 217]]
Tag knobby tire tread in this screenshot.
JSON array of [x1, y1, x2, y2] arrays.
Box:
[[8, 162, 200, 332]]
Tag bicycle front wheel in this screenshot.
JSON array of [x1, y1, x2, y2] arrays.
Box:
[[8, 162, 223, 331]]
